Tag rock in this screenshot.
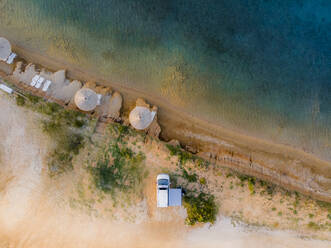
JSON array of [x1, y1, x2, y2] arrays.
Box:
[[147, 118, 161, 138], [168, 139, 181, 147], [107, 91, 122, 119], [185, 145, 198, 154], [122, 116, 130, 126], [136, 98, 150, 108]]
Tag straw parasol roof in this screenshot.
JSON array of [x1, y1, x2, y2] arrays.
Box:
[[129, 106, 156, 130], [0, 37, 11, 61], [74, 88, 98, 111]]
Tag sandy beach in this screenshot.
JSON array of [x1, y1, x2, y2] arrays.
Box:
[[3, 42, 330, 204], [0, 92, 330, 247]]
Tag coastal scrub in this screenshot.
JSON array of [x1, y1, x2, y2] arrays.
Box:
[[183, 193, 217, 225], [86, 123, 147, 201], [15, 93, 91, 176]]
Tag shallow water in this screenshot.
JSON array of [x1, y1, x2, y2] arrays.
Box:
[[0, 0, 330, 160]]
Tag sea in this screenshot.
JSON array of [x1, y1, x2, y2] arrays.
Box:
[[0, 0, 330, 161]]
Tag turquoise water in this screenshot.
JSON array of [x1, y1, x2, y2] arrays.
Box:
[[0, 0, 330, 160]]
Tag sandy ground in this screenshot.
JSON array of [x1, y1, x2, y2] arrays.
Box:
[[0, 93, 330, 247], [5, 43, 331, 204]]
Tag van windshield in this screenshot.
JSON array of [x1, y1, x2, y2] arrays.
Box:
[[158, 179, 169, 185]]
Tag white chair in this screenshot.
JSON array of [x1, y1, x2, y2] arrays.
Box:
[[6, 53, 17, 64], [97, 94, 103, 105], [30, 75, 40, 87], [35, 77, 45, 89], [42, 80, 52, 92]]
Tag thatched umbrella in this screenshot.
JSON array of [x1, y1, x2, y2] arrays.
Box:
[[129, 106, 156, 130], [74, 88, 98, 111], [0, 37, 11, 61]]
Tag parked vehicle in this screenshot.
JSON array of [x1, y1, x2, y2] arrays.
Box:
[[156, 174, 170, 208], [157, 174, 182, 208]]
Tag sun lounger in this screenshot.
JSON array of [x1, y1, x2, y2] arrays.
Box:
[[97, 94, 103, 105], [42, 80, 52, 92], [35, 77, 44, 89], [30, 75, 40, 87], [0, 84, 13, 94], [6, 53, 17, 64]]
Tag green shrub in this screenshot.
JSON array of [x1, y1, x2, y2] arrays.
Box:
[[88, 143, 146, 197], [259, 180, 267, 187], [39, 106, 88, 176], [183, 193, 217, 225], [16, 95, 25, 106], [182, 168, 198, 182], [166, 144, 193, 165], [237, 174, 250, 182], [27, 94, 41, 104], [316, 201, 331, 213], [166, 144, 208, 167], [48, 150, 73, 175], [118, 125, 129, 135], [37, 102, 61, 115], [307, 221, 320, 230], [15, 93, 89, 177], [247, 178, 255, 195], [61, 133, 84, 155], [199, 177, 206, 185], [41, 120, 62, 134], [266, 184, 276, 195], [226, 173, 233, 178], [196, 158, 209, 168]]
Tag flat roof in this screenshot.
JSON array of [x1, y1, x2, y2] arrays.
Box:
[[169, 188, 182, 206]]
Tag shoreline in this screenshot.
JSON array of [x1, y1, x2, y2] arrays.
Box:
[[3, 42, 331, 202], [1, 92, 331, 244]]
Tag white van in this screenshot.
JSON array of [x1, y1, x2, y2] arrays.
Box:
[[157, 174, 170, 208], [157, 174, 182, 208]]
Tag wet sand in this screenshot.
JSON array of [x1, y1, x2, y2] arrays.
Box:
[[2, 42, 331, 203]]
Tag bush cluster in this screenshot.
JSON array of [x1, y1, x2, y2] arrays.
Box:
[[88, 140, 146, 197], [32, 100, 88, 176], [183, 193, 217, 225], [166, 144, 208, 168]]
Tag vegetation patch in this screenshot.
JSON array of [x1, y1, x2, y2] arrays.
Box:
[[181, 168, 198, 183], [15, 94, 90, 176], [183, 192, 217, 225], [86, 123, 147, 200], [16, 95, 26, 106], [87, 143, 146, 197], [166, 144, 208, 167], [307, 221, 321, 231], [316, 200, 331, 213]]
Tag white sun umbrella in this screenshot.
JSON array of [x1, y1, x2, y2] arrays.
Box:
[[74, 88, 98, 111], [129, 106, 156, 130], [0, 37, 11, 61]]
